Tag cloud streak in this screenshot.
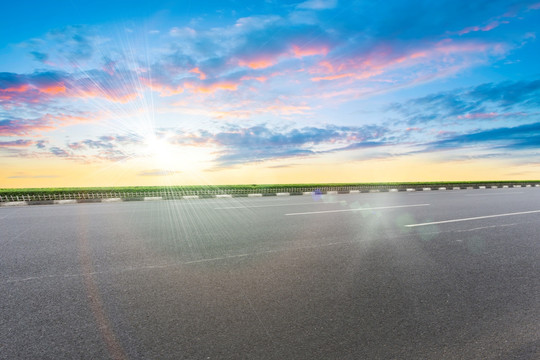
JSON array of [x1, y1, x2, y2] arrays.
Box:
[[390, 78, 540, 125]]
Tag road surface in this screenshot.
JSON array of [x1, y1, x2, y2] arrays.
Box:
[[1, 188, 539, 359]]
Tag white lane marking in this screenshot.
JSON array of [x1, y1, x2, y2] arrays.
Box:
[[405, 209, 540, 227], [465, 192, 523, 196], [285, 203, 430, 216], [215, 201, 340, 210], [456, 223, 516, 232]]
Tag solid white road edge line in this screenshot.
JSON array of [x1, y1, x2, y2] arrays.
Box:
[[54, 200, 77, 204], [285, 203, 430, 216], [143, 196, 163, 201], [1, 201, 28, 206], [405, 209, 540, 227], [102, 198, 122, 202]]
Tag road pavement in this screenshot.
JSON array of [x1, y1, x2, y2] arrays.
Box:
[[1, 188, 539, 359]]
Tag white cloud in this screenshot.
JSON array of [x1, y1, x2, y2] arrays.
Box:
[[297, 0, 337, 10]]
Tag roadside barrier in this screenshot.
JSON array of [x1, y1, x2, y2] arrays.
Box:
[[1, 182, 539, 204]]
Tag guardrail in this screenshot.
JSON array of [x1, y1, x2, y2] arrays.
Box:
[[1, 182, 538, 202]]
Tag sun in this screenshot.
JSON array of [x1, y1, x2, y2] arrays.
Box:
[[143, 133, 175, 169], [142, 132, 214, 174]]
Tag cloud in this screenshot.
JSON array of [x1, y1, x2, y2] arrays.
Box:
[[297, 0, 337, 10], [0, 69, 139, 106], [308, 38, 500, 86], [137, 169, 179, 176], [36, 140, 48, 149], [30, 51, 49, 63], [0, 117, 53, 136], [424, 121, 540, 151], [41, 25, 96, 62], [7, 173, 58, 179], [3, 1, 518, 115], [390, 78, 540, 124], [0, 113, 93, 136], [50, 147, 70, 157], [458, 20, 509, 35], [0, 139, 35, 147], [266, 164, 300, 168], [0, 71, 67, 105], [199, 124, 388, 166]]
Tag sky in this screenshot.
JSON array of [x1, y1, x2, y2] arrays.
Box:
[[1, 0, 540, 188]]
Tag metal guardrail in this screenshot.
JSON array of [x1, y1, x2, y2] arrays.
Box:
[[1, 183, 538, 202]]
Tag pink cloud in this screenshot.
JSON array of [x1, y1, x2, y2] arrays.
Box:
[[458, 20, 508, 35], [0, 113, 96, 137], [0, 118, 52, 136], [457, 112, 529, 120], [0, 71, 139, 105], [308, 39, 497, 84]]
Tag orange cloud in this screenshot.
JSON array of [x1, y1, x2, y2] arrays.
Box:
[[238, 58, 276, 69], [140, 77, 183, 96], [311, 73, 355, 81], [1, 84, 31, 93], [240, 75, 268, 82], [186, 81, 239, 93], [75, 89, 138, 103], [291, 45, 328, 58], [189, 67, 207, 80], [40, 84, 66, 94], [258, 102, 310, 115]]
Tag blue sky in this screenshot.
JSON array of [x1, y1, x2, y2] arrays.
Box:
[[1, 0, 540, 187]]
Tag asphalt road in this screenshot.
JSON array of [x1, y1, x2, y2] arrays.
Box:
[[1, 188, 539, 359]]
